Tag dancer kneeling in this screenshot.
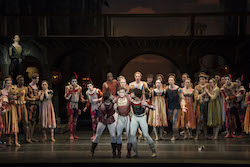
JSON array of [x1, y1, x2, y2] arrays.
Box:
[[90, 92, 117, 158], [130, 88, 157, 158]]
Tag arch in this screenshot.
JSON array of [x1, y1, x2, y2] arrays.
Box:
[[118, 50, 182, 77], [119, 52, 181, 83]]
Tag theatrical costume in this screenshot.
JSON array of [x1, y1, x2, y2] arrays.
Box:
[[27, 84, 40, 124], [129, 81, 150, 98], [16, 85, 29, 141], [194, 83, 210, 139], [27, 83, 40, 142], [166, 85, 182, 140], [9, 44, 23, 79], [235, 84, 246, 137], [102, 79, 118, 96], [148, 89, 168, 127], [65, 84, 83, 140], [85, 88, 103, 138], [244, 92, 250, 133], [130, 100, 156, 157], [180, 88, 196, 137], [39, 90, 56, 128], [221, 82, 237, 138], [207, 86, 222, 139], [115, 95, 132, 158], [2, 86, 19, 135], [0, 96, 10, 140], [102, 79, 118, 126], [90, 102, 116, 157]]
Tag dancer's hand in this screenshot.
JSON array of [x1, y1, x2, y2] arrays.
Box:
[[83, 107, 87, 112], [182, 106, 187, 113]]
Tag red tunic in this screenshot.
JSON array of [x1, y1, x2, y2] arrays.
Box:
[[99, 103, 115, 125], [117, 96, 131, 116], [102, 80, 118, 96]]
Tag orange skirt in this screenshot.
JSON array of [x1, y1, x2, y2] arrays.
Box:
[[244, 105, 250, 134]]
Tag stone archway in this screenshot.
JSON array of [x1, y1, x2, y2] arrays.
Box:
[[120, 54, 181, 84]]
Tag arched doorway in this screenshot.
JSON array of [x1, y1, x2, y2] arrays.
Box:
[[120, 54, 181, 84]]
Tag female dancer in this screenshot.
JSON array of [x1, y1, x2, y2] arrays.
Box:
[[205, 78, 222, 140], [180, 78, 196, 140], [1, 78, 20, 146], [166, 74, 182, 141], [39, 80, 56, 142], [148, 80, 168, 140], [244, 83, 250, 134]]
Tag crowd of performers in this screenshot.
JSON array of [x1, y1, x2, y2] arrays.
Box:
[[0, 71, 250, 159]]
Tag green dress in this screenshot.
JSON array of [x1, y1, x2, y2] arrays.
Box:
[[207, 86, 222, 127]]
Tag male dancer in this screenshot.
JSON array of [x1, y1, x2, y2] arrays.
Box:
[[130, 88, 157, 158], [65, 73, 84, 140], [102, 72, 118, 96], [90, 92, 116, 158], [84, 82, 103, 140], [115, 87, 132, 158]]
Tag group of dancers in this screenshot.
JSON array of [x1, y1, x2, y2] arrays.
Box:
[[0, 73, 56, 147], [0, 71, 250, 158], [64, 71, 250, 158]]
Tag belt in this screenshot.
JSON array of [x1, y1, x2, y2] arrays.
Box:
[[134, 113, 145, 117]]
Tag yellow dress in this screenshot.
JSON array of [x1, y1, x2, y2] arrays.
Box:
[[148, 89, 168, 127]]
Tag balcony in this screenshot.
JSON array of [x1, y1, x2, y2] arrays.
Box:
[[0, 12, 250, 38]]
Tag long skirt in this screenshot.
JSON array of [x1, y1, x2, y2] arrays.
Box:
[[148, 96, 168, 127], [2, 104, 19, 134]]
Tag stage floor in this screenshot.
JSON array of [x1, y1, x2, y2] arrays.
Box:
[[1, 130, 250, 165]]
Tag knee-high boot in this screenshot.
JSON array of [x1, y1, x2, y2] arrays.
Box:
[[126, 143, 132, 158], [117, 144, 122, 158], [89, 143, 98, 157], [111, 143, 117, 158]]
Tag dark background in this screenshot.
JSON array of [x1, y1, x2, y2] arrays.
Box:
[[0, 0, 250, 124]]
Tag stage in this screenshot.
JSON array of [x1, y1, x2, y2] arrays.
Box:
[[1, 129, 250, 166]]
